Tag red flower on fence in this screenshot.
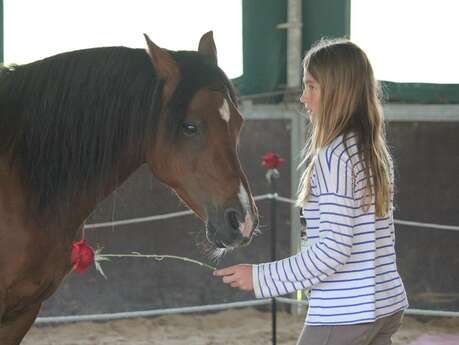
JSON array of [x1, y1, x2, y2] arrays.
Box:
[[262, 152, 285, 170], [71, 240, 95, 273]]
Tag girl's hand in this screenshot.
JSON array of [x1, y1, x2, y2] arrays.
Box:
[[213, 264, 253, 292]]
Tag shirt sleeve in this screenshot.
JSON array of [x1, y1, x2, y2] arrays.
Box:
[[252, 150, 355, 298]]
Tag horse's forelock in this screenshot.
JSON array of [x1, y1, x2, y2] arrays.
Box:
[[163, 51, 237, 143]]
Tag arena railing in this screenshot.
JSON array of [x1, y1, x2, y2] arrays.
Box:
[[36, 193, 459, 325]]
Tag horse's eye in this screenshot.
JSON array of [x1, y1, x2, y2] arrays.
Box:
[[182, 122, 198, 137]]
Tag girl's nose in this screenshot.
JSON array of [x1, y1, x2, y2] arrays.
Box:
[[299, 92, 306, 104]]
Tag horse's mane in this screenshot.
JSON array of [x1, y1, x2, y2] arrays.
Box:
[[0, 46, 237, 219], [0, 47, 162, 216]]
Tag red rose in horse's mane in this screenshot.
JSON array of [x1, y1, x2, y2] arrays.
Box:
[[262, 152, 285, 170], [71, 240, 95, 273]]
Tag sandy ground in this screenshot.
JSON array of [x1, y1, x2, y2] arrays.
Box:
[[22, 308, 459, 345]]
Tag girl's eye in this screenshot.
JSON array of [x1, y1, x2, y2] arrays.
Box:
[[182, 122, 198, 137]]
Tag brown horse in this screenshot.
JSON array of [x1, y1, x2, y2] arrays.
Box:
[[0, 32, 259, 344]]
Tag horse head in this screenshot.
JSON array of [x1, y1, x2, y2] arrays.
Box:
[[144, 32, 259, 250]]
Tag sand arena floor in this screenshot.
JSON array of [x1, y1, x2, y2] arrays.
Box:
[[22, 308, 459, 345]]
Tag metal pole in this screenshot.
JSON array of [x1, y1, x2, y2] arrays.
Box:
[[286, 0, 305, 318], [287, 0, 302, 89], [270, 179, 277, 345], [0, 0, 4, 63]]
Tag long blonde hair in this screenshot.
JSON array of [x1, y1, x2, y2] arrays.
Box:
[[297, 38, 392, 217]]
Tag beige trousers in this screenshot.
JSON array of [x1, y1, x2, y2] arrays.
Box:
[[296, 311, 403, 345]]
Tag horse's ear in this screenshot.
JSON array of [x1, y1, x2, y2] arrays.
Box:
[[198, 31, 218, 65], [144, 34, 180, 103], [144, 34, 180, 79]]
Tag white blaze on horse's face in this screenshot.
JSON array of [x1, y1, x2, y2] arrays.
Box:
[[238, 184, 253, 238], [219, 99, 230, 123]]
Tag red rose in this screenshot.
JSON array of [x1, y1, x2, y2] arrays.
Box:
[[71, 240, 95, 273], [262, 152, 285, 170]]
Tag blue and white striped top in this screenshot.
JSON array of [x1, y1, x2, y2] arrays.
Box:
[[252, 133, 408, 325]]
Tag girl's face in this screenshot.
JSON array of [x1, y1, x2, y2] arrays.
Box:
[[299, 71, 321, 121]]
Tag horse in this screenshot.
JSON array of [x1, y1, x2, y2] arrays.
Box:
[[0, 31, 259, 344]]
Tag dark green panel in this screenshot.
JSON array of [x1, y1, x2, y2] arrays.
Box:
[[233, 0, 287, 95], [382, 81, 459, 104], [302, 0, 350, 52]]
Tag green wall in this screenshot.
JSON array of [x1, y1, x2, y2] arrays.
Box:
[[235, 0, 350, 96], [233, 0, 287, 95], [302, 0, 350, 52], [382, 81, 459, 104]]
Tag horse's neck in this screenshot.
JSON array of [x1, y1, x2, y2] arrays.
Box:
[[68, 156, 144, 231], [0, 153, 143, 240]]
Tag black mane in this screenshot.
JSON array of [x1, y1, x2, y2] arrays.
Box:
[[0, 46, 236, 218]]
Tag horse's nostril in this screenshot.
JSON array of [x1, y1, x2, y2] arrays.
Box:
[[226, 209, 240, 230], [215, 240, 226, 248]]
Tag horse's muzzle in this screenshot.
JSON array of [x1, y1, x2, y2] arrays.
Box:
[[206, 207, 258, 249]]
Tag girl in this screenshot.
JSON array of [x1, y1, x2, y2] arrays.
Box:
[[213, 38, 408, 345]]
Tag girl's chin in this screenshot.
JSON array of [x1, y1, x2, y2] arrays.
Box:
[[309, 115, 319, 126]]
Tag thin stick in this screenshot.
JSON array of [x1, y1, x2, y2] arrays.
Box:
[[100, 253, 216, 271]]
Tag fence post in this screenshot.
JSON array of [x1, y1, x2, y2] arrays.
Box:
[[261, 152, 284, 345], [270, 178, 277, 345]]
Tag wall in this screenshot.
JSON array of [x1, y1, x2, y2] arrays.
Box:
[[39, 112, 459, 317]]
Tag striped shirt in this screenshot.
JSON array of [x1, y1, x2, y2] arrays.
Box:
[[252, 133, 408, 325]]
